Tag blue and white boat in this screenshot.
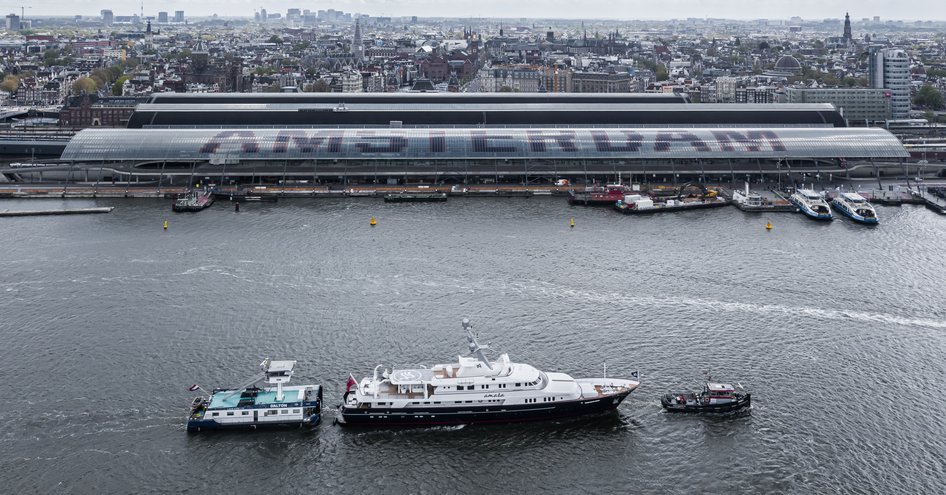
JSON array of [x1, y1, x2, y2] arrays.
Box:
[[789, 188, 833, 221], [187, 359, 322, 432], [830, 192, 879, 224]]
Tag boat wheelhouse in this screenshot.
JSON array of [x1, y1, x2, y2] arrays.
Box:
[[337, 319, 640, 427], [789, 188, 833, 220], [187, 359, 322, 432], [830, 192, 879, 224], [661, 380, 751, 413]]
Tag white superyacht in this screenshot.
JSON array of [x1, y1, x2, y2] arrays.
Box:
[[337, 319, 640, 427]]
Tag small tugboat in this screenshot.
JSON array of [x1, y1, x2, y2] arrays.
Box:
[[186, 359, 322, 432], [661, 376, 750, 413], [830, 192, 879, 224], [383, 192, 448, 203], [789, 188, 833, 221], [337, 319, 640, 427], [172, 189, 215, 212]]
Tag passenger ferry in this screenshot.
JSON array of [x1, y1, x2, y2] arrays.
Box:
[[186, 359, 322, 432], [789, 188, 833, 220], [337, 319, 640, 427], [830, 192, 879, 224]]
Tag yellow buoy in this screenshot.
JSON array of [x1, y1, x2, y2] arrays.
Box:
[[765, 221, 772, 231], [370, 217, 377, 226], [163, 219, 168, 230], [569, 218, 575, 228]]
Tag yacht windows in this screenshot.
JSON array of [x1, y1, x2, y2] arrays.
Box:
[[227, 412, 234, 416], [211, 412, 219, 417], [466, 385, 474, 390], [242, 411, 249, 416], [516, 383, 521, 387]]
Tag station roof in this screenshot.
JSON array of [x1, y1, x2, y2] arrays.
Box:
[[146, 92, 690, 105], [130, 102, 839, 113], [61, 127, 908, 162], [126, 102, 846, 128]]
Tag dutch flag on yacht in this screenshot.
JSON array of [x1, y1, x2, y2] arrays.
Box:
[[188, 384, 200, 392]]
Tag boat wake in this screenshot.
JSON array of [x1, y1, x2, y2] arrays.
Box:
[[499, 279, 946, 331]]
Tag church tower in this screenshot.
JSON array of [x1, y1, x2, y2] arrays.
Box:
[[843, 12, 853, 44], [353, 18, 365, 61]]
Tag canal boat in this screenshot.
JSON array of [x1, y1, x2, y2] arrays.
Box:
[[661, 379, 750, 413], [172, 189, 215, 212], [830, 192, 879, 224], [186, 359, 322, 432], [337, 319, 640, 427], [789, 188, 833, 220]]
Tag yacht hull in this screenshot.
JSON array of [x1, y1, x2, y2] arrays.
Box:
[[337, 390, 633, 427]]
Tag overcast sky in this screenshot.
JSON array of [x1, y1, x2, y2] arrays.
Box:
[[22, 0, 946, 21]]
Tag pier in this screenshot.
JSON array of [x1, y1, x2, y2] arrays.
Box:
[[0, 207, 114, 217]]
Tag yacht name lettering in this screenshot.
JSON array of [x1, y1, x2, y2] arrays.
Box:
[[483, 393, 505, 398], [197, 130, 793, 155]]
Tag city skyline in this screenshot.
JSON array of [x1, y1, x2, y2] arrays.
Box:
[[13, 0, 946, 22]]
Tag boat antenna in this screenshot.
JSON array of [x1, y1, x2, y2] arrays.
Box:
[[462, 318, 492, 369]]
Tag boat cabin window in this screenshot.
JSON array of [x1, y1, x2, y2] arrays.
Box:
[[242, 411, 249, 416], [211, 412, 219, 417], [466, 385, 474, 390], [227, 412, 234, 416], [516, 383, 521, 387], [264, 410, 277, 416]]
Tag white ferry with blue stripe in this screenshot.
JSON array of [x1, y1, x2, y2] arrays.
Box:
[[187, 359, 322, 432], [337, 319, 640, 427], [830, 192, 879, 224], [789, 188, 833, 220]]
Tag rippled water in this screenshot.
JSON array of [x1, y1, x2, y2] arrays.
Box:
[[1, 197, 945, 493]]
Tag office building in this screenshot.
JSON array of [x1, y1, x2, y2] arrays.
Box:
[[785, 87, 891, 123], [869, 47, 910, 119]]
